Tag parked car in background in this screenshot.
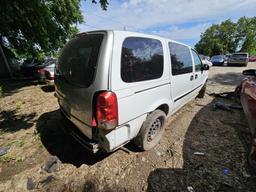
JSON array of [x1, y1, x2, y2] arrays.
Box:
[[20, 58, 43, 77], [249, 56, 256, 62], [240, 69, 256, 171], [35, 58, 56, 83], [55, 30, 209, 153], [228, 52, 249, 66], [199, 54, 213, 67], [44, 63, 55, 85], [8, 58, 23, 72], [210, 55, 226, 66]]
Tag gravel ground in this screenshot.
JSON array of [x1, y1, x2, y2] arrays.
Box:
[[0, 63, 256, 191]]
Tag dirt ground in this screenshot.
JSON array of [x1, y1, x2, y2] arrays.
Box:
[[0, 63, 256, 192]]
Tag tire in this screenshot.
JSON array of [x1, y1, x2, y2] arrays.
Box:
[[134, 110, 166, 151], [198, 83, 206, 98]]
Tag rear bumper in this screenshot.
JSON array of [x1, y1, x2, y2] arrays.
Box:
[[60, 109, 99, 153], [228, 60, 248, 65], [45, 79, 54, 85], [59, 106, 147, 153]]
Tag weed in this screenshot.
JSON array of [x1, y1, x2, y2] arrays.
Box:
[[15, 157, 23, 162], [16, 140, 25, 147], [0, 154, 15, 163], [34, 130, 41, 141]]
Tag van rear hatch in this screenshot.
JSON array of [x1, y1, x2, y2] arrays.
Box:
[[55, 33, 104, 139]]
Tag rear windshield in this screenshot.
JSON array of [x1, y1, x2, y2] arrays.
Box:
[[211, 55, 223, 59], [57, 34, 104, 87]]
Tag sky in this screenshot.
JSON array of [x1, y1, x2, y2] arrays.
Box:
[[78, 0, 256, 47]]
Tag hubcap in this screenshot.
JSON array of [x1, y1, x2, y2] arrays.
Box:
[[147, 118, 162, 142]]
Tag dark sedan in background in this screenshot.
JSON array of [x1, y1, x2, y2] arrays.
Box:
[[20, 59, 43, 77], [20, 58, 56, 82], [210, 55, 226, 66]]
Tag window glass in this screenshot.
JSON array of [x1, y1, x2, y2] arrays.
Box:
[[169, 42, 192, 75], [121, 37, 163, 83], [57, 34, 103, 87], [192, 49, 202, 71]]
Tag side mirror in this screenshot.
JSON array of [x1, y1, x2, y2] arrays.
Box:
[[201, 64, 209, 71], [242, 69, 256, 76]]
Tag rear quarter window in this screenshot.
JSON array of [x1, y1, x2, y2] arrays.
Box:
[[121, 37, 164, 83]]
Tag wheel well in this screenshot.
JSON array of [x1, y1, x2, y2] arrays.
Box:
[[156, 104, 169, 115]]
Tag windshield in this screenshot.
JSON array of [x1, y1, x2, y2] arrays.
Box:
[[56, 34, 104, 87], [211, 55, 223, 60], [232, 53, 248, 57]]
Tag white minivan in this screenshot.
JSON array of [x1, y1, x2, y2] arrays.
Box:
[[55, 30, 209, 153]]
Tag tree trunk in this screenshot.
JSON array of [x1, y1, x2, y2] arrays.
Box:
[[0, 44, 12, 78]]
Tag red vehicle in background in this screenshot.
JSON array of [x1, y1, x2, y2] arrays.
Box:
[[249, 56, 256, 62], [240, 69, 256, 170]]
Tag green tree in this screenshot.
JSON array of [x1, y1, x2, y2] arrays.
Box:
[[195, 20, 237, 56], [0, 0, 109, 59], [237, 17, 256, 55]]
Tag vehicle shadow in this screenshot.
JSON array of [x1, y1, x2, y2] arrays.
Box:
[[36, 109, 110, 167], [147, 96, 256, 191], [0, 109, 36, 132], [0, 78, 39, 96], [40, 85, 55, 92], [209, 72, 245, 86]]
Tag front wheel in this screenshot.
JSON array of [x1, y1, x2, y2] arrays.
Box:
[[134, 110, 166, 151], [198, 83, 207, 98]]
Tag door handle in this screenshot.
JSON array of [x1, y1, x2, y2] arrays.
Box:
[[190, 75, 194, 81], [195, 74, 198, 79]]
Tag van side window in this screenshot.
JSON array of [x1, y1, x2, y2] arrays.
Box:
[[191, 49, 202, 71], [121, 37, 163, 83], [169, 42, 192, 75]]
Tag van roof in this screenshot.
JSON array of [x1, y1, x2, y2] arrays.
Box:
[[81, 30, 192, 49]]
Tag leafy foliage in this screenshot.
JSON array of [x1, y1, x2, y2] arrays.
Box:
[[195, 17, 256, 56], [0, 0, 109, 58]]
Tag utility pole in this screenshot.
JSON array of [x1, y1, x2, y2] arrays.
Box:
[[0, 44, 12, 78]]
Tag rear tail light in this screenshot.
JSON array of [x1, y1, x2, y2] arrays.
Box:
[[49, 74, 54, 80], [94, 92, 118, 130]]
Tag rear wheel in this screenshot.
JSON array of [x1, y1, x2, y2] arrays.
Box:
[[134, 110, 166, 151]]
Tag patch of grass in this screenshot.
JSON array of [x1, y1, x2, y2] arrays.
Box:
[[15, 157, 23, 163], [34, 130, 41, 141], [0, 154, 15, 163], [16, 140, 25, 147]]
